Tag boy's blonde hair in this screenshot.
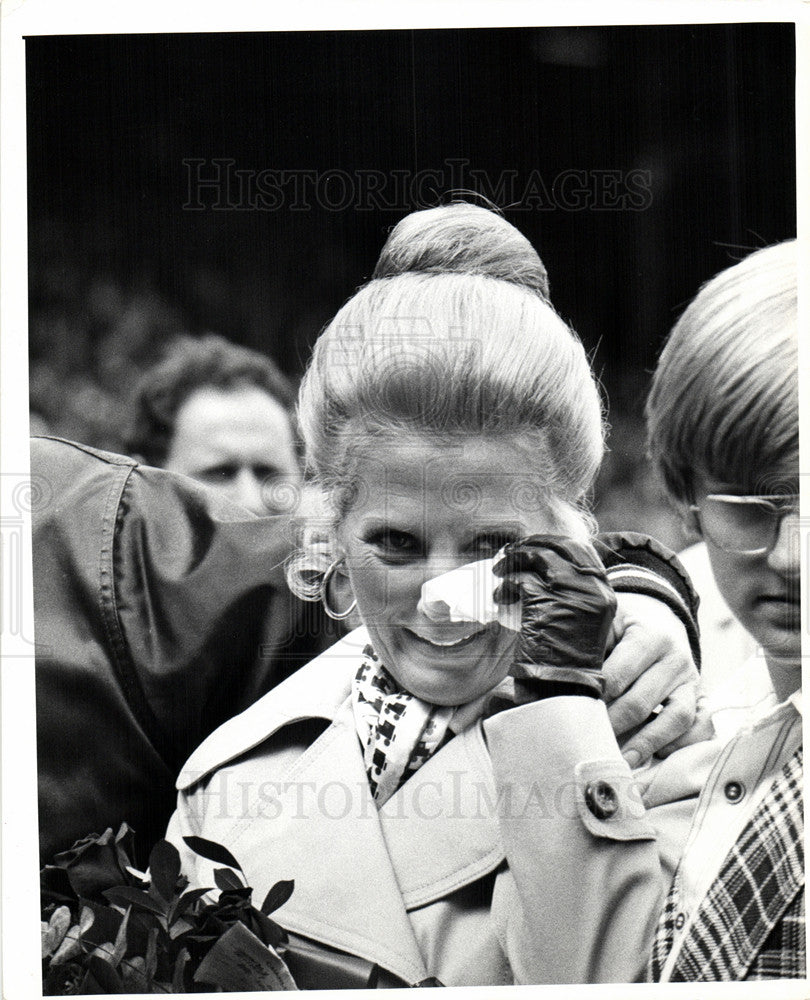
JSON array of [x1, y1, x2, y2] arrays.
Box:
[[646, 240, 797, 503]]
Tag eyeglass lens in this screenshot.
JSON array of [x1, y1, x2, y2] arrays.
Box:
[[700, 496, 798, 553]]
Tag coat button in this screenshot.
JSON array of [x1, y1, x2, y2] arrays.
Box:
[[674, 912, 686, 930], [584, 780, 619, 819], [724, 781, 745, 803]]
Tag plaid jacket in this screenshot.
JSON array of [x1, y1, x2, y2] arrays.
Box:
[[650, 747, 804, 982]]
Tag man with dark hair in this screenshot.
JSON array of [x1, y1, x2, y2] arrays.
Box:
[[125, 333, 300, 514]]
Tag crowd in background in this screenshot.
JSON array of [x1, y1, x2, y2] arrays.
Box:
[[28, 258, 688, 551], [26, 26, 795, 558]]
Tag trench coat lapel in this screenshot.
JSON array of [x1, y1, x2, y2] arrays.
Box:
[[177, 629, 369, 787], [236, 698, 430, 985], [178, 629, 504, 982], [380, 720, 504, 909]]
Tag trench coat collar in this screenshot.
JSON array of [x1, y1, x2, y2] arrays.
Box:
[[255, 698, 503, 982], [178, 628, 505, 982], [178, 628, 373, 787]]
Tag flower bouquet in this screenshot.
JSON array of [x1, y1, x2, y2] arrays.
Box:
[[40, 825, 296, 993]]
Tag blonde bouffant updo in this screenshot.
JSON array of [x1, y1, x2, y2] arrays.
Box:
[[288, 203, 605, 600], [372, 201, 551, 300]]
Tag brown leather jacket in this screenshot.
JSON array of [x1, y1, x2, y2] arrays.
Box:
[[33, 436, 335, 863]]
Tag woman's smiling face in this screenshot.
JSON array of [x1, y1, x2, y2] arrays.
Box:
[[335, 434, 570, 705]]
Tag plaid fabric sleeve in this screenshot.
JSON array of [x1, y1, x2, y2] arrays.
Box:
[[746, 890, 805, 980], [652, 748, 804, 982]]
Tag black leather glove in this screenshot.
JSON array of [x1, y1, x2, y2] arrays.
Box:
[[493, 535, 617, 700]]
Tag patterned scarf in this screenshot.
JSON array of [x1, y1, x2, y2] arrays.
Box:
[[352, 645, 456, 805]]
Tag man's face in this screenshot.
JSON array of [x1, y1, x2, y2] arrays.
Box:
[[694, 470, 800, 673], [164, 385, 301, 515]]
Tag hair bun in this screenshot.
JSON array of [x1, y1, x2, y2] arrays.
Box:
[[372, 202, 550, 301]]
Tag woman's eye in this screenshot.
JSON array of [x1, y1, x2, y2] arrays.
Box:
[[367, 530, 421, 558]]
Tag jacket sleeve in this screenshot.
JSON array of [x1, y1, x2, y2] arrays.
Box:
[[111, 454, 303, 770], [596, 531, 701, 670], [484, 697, 663, 984], [33, 436, 306, 861]]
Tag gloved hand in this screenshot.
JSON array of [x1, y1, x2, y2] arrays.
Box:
[[493, 535, 617, 700]]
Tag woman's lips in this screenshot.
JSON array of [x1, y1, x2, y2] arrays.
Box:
[[404, 626, 488, 649]]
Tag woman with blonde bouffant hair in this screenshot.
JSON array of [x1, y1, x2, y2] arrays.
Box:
[[168, 203, 705, 987]]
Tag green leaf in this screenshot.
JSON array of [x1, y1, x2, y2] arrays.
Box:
[[113, 823, 137, 875], [249, 908, 283, 948], [214, 867, 244, 892], [86, 954, 124, 993], [148, 840, 181, 902], [103, 886, 166, 917], [89, 941, 116, 961], [173, 886, 214, 918], [41, 905, 71, 957], [168, 915, 194, 939], [79, 905, 95, 934], [261, 879, 295, 915], [49, 924, 83, 965], [76, 899, 123, 949], [183, 835, 243, 871], [171, 947, 191, 993], [144, 926, 158, 985], [119, 955, 148, 993], [214, 868, 246, 895], [260, 915, 288, 951], [110, 906, 131, 967]]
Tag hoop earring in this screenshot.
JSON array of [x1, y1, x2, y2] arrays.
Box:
[[320, 559, 357, 621]]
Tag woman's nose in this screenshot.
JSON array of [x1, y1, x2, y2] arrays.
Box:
[[417, 555, 494, 623], [766, 511, 800, 576], [414, 555, 457, 622], [424, 550, 468, 581], [417, 595, 452, 623]]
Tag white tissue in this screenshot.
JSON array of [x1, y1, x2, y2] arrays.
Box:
[[418, 558, 522, 632]]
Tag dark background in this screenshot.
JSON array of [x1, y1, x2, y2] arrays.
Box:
[[26, 24, 796, 547]]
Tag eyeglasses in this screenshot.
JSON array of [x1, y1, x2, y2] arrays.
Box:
[[689, 494, 800, 555]]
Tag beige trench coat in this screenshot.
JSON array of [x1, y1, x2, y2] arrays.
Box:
[[168, 628, 700, 986]]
